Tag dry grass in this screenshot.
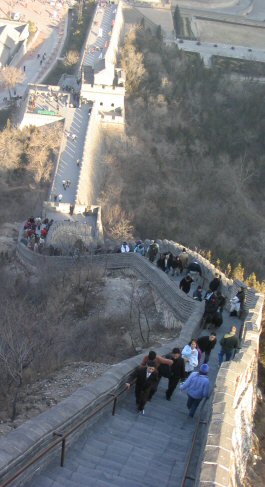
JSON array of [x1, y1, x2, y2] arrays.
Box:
[[98, 27, 265, 279], [0, 122, 62, 225]]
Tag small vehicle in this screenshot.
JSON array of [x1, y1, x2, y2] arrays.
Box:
[[196, 41, 201, 45], [213, 44, 218, 47], [231, 46, 235, 50]]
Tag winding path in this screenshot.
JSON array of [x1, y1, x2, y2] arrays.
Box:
[[21, 257, 240, 487]]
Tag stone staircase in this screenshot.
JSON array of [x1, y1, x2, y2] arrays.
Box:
[[24, 378, 196, 487], [50, 104, 91, 205]]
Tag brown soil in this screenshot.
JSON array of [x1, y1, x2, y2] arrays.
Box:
[[0, 362, 109, 437]]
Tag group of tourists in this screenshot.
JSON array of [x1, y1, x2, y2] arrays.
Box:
[[127, 326, 239, 417], [120, 240, 246, 325], [22, 216, 53, 253]]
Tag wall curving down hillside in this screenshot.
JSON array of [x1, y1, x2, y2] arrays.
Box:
[[13, 237, 264, 487]]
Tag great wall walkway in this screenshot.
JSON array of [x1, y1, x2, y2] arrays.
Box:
[[50, 104, 91, 205], [0, 2, 263, 485], [11, 242, 242, 487], [23, 308, 239, 487], [0, 241, 261, 487]]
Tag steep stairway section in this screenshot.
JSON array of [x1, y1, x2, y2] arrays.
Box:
[[24, 379, 195, 487], [50, 104, 91, 205]]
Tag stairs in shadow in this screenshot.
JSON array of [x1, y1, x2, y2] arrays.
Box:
[[24, 379, 195, 487]]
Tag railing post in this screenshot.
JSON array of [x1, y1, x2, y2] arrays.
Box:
[[61, 438, 66, 467], [112, 396, 117, 416]]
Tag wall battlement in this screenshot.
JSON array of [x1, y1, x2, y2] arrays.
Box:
[[13, 237, 264, 486]]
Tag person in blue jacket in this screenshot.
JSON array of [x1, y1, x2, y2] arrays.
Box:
[[180, 364, 210, 417]]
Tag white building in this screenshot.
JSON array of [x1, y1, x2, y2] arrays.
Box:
[[0, 20, 29, 67]]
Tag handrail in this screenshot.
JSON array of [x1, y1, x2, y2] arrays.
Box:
[[0, 382, 134, 487]]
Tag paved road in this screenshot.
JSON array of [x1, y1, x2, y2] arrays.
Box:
[[249, 0, 265, 20], [215, 0, 265, 19], [0, 19, 66, 108], [177, 0, 265, 20]]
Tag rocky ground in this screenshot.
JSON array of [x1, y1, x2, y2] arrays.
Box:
[[0, 362, 109, 437], [0, 256, 180, 438]]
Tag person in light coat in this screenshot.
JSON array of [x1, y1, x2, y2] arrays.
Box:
[[121, 242, 130, 253], [182, 339, 199, 376], [180, 363, 210, 417]]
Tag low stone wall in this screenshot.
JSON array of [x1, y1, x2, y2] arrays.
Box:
[[16, 244, 202, 324], [159, 239, 242, 307], [198, 290, 264, 487], [15, 237, 264, 485]]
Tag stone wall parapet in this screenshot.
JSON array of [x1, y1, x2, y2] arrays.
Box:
[[16, 237, 264, 486], [0, 306, 203, 487], [198, 291, 263, 487]]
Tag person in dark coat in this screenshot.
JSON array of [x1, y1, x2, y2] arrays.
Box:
[[193, 286, 203, 301], [216, 292, 226, 312], [197, 333, 217, 363], [202, 292, 219, 328], [166, 254, 183, 276], [187, 261, 202, 276], [218, 326, 239, 365], [209, 273, 221, 292], [179, 275, 193, 294], [157, 253, 167, 272], [163, 348, 186, 400], [132, 361, 159, 414]]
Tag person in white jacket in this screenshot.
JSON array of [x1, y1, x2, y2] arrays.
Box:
[[182, 339, 199, 376], [121, 242, 130, 253]]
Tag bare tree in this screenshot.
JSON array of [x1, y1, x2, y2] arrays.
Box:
[[26, 122, 62, 183], [0, 297, 37, 420], [103, 205, 134, 241], [0, 67, 25, 99], [64, 50, 80, 67]]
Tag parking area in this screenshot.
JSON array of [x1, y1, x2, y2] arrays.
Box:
[[195, 19, 265, 49], [0, 0, 68, 30]]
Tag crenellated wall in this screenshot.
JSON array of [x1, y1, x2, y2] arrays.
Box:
[[198, 290, 263, 487], [15, 238, 264, 486]]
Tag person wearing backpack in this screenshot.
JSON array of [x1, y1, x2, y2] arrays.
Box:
[[180, 364, 210, 417]]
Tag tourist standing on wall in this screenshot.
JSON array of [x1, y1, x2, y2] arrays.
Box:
[[218, 326, 239, 365], [197, 333, 217, 364], [182, 340, 199, 376], [179, 275, 193, 294], [164, 348, 185, 401]]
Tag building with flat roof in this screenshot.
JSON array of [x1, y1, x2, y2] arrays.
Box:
[[0, 20, 29, 67]]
